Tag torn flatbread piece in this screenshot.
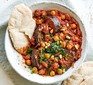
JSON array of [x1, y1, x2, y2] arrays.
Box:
[[8, 4, 36, 39], [62, 61, 93, 85], [8, 4, 36, 55], [9, 29, 30, 55], [62, 73, 84, 85]]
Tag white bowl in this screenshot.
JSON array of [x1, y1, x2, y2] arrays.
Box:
[[5, 2, 87, 84]]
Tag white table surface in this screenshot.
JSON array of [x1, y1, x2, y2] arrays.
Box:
[[0, 0, 93, 85]]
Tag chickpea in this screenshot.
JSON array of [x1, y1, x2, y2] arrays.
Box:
[[32, 67, 38, 73], [54, 58, 58, 63], [59, 33, 65, 39], [23, 54, 30, 60], [75, 44, 79, 50], [61, 26, 67, 31], [61, 14, 65, 20], [50, 55, 55, 60], [25, 60, 31, 66], [75, 36, 79, 41], [41, 10, 46, 16], [60, 41, 66, 48], [70, 23, 77, 29], [50, 71, 55, 76], [41, 42, 45, 47], [67, 44, 72, 50], [36, 19, 43, 25], [50, 10, 56, 16], [53, 35, 59, 41], [19, 48, 26, 55], [67, 41, 73, 50], [39, 69, 45, 75], [57, 69, 63, 75], [44, 53, 51, 59], [50, 29, 53, 34]]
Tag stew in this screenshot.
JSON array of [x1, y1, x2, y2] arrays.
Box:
[[23, 9, 82, 76]]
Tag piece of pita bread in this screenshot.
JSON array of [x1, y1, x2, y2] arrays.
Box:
[[62, 73, 84, 85], [8, 4, 36, 39], [8, 4, 36, 55], [9, 29, 30, 55], [62, 61, 93, 85], [77, 61, 93, 76]]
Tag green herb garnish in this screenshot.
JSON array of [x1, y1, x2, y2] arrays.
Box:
[[39, 52, 47, 63], [27, 48, 33, 54], [28, 66, 32, 70], [61, 49, 66, 55], [61, 65, 65, 69], [43, 58, 47, 62], [43, 42, 66, 55], [68, 55, 72, 58], [31, 71, 34, 74], [41, 15, 45, 19], [49, 34, 53, 37], [65, 67, 69, 71], [39, 59, 42, 63]]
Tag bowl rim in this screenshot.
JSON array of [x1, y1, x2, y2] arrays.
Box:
[[5, 1, 87, 84]]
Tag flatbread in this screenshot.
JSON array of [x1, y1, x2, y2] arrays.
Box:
[[62, 61, 93, 85], [62, 73, 84, 85], [8, 4, 36, 39], [77, 61, 93, 76], [8, 4, 36, 55], [9, 29, 30, 55]]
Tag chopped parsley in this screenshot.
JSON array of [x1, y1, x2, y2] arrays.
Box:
[[31, 71, 34, 74], [27, 48, 33, 54], [41, 15, 45, 19], [28, 66, 32, 70], [44, 42, 66, 55]]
